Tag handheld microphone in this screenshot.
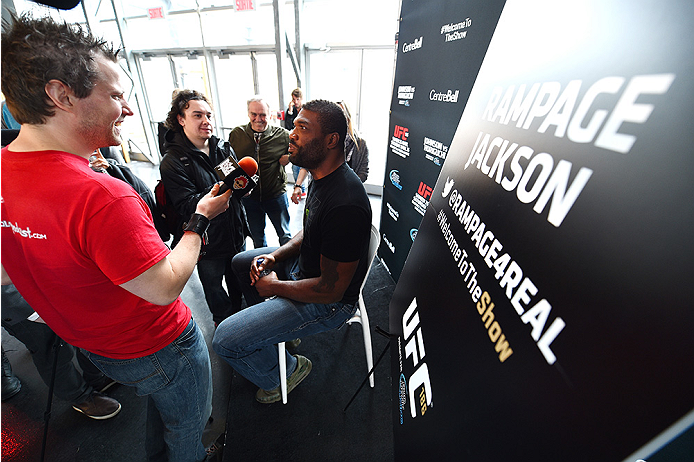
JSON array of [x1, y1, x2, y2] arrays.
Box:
[[238, 156, 258, 176], [215, 156, 258, 197]]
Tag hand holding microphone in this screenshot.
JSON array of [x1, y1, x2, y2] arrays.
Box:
[[196, 183, 232, 221]]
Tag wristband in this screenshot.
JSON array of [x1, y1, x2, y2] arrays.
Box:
[[294, 184, 301, 189], [183, 213, 210, 245]]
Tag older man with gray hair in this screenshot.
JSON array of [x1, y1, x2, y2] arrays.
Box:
[[228, 96, 292, 248]]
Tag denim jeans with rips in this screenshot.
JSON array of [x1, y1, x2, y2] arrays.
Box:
[[86, 318, 212, 462], [211, 247, 356, 391]]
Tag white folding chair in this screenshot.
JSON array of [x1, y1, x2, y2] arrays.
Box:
[[277, 224, 380, 404]]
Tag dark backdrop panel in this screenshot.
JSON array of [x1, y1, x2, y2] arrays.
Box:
[[390, 0, 694, 460], [380, 0, 505, 281]]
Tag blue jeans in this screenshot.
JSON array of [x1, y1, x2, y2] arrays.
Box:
[[211, 248, 357, 391], [87, 318, 212, 462], [242, 194, 291, 249]]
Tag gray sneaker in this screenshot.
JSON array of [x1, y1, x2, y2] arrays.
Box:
[[256, 354, 312, 404], [72, 392, 122, 420]]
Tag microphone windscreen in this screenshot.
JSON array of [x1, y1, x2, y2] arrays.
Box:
[[32, 0, 81, 9], [238, 157, 258, 176]]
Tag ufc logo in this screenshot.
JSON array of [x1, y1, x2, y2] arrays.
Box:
[[418, 182, 433, 200], [394, 125, 409, 140], [402, 298, 432, 418]]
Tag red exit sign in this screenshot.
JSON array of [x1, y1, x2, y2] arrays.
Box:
[[148, 7, 164, 19], [235, 0, 256, 11]]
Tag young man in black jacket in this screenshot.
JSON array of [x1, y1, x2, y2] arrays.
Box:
[[160, 90, 250, 325]]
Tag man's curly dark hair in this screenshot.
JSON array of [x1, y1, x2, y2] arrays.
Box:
[[1, 12, 118, 125], [301, 99, 347, 147], [164, 89, 211, 132]]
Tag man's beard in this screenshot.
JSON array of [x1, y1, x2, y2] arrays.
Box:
[[290, 138, 324, 169]]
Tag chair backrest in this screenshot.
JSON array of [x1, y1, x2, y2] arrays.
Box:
[[360, 224, 381, 293]]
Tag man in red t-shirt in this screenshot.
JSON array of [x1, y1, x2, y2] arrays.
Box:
[[1, 14, 231, 462]]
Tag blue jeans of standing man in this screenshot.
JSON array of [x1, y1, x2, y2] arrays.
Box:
[[242, 194, 292, 249], [86, 318, 212, 462], [212, 247, 356, 391]]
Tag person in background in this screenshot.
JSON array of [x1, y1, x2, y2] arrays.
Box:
[[338, 101, 369, 182], [157, 88, 182, 158], [1, 284, 121, 419], [228, 96, 292, 248], [213, 100, 372, 404], [283, 88, 303, 131], [1, 14, 231, 461], [160, 89, 250, 326], [284, 88, 308, 196], [290, 166, 310, 204], [89, 149, 157, 215], [2, 98, 21, 129]]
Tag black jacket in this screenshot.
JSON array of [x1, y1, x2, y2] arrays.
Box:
[[160, 130, 250, 259]]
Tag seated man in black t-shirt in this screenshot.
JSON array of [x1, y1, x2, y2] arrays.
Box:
[[212, 100, 372, 404]]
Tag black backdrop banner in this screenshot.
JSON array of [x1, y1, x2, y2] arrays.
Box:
[[390, 0, 694, 460], [379, 0, 505, 281]]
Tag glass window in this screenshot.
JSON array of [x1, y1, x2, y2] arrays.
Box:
[[199, 5, 276, 47], [171, 55, 211, 96], [212, 53, 256, 138], [255, 53, 282, 126], [139, 57, 177, 124], [357, 48, 396, 188], [125, 12, 203, 50], [302, 0, 400, 46], [306, 46, 394, 187], [306, 50, 361, 103], [117, 59, 151, 157]]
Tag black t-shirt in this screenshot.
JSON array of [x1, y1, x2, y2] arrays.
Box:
[[299, 163, 372, 304]]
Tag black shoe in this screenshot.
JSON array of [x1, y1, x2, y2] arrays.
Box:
[[72, 392, 121, 420], [2, 350, 21, 401]]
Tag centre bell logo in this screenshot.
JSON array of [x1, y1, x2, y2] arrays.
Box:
[[402, 36, 423, 53]]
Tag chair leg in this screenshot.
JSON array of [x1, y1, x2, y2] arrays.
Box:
[[278, 342, 287, 404], [358, 296, 375, 387]]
